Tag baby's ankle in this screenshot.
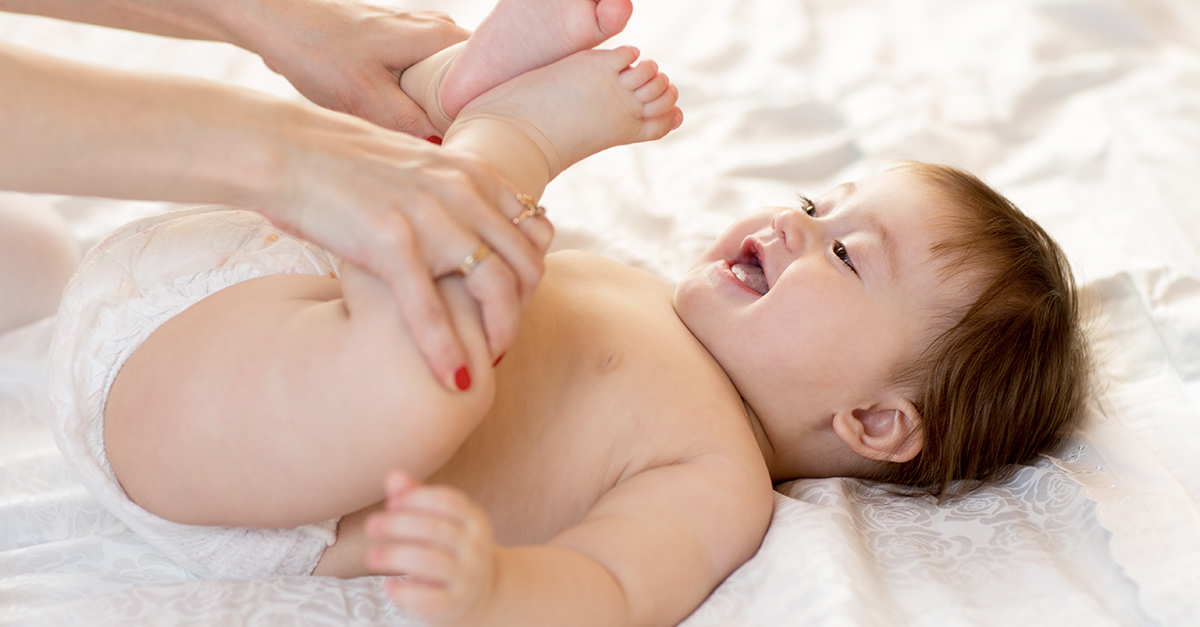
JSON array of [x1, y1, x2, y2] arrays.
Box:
[[443, 114, 555, 197], [399, 43, 465, 135]]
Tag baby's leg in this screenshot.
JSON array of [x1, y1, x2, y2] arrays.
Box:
[[441, 0, 633, 118], [442, 46, 680, 197], [401, 0, 634, 131], [0, 195, 78, 333]]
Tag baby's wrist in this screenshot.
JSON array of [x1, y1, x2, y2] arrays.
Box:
[[447, 545, 504, 627]]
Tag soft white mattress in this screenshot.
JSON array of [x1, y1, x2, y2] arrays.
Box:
[[2, 0, 1199, 625]]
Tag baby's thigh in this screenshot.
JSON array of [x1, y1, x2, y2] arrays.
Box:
[[105, 273, 496, 529], [0, 195, 79, 333]]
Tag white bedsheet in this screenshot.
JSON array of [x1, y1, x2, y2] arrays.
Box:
[[3, 0, 1199, 624]]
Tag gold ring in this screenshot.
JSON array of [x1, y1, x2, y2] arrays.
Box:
[[455, 243, 491, 277], [512, 193, 547, 226]]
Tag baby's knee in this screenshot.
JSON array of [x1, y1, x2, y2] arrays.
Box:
[[0, 195, 80, 333]]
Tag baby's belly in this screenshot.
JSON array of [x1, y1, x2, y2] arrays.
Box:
[[428, 411, 617, 546]]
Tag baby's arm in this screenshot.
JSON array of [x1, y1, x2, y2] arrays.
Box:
[[367, 458, 774, 626]]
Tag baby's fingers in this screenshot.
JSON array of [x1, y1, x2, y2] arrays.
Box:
[[367, 508, 465, 555], [369, 540, 457, 583], [373, 481, 493, 552], [385, 576, 458, 622], [366, 481, 496, 623]]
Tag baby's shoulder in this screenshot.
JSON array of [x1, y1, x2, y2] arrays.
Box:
[[545, 249, 665, 290], [541, 250, 679, 335]]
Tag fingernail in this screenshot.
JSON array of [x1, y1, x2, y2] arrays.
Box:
[[426, 135, 443, 145], [455, 366, 471, 391], [493, 352, 506, 367], [672, 112, 683, 129]]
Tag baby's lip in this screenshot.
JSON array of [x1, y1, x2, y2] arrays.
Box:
[[736, 238, 759, 265], [731, 238, 770, 295]]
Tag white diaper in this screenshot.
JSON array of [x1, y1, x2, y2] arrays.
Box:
[[45, 207, 342, 579]]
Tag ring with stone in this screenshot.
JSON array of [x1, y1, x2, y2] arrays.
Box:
[[511, 193, 547, 226]]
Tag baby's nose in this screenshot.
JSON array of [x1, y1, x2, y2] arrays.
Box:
[[770, 207, 813, 253]]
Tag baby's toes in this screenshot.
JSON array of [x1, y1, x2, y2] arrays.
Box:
[[634, 72, 671, 103], [637, 106, 683, 142], [602, 45, 641, 73], [595, 0, 635, 38], [618, 58, 659, 91], [642, 83, 680, 119]]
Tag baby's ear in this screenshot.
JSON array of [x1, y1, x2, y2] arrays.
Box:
[[831, 398, 923, 464]]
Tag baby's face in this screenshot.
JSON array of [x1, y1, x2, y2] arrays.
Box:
[[673, 169, 970, 479]]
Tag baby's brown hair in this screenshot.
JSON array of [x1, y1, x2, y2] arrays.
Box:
[[874, 162, 1090, 497]]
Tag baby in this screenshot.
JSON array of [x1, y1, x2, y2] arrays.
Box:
[[46, 0, 1089, 625]]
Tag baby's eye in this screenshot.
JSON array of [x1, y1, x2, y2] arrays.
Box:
[[797, 194, 816, 216], [832, 240, 857, 274]]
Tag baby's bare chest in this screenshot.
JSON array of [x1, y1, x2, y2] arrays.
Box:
[[428, 252, 754, 545]]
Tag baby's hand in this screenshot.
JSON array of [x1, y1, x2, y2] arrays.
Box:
[[366, 471, 496, 624]]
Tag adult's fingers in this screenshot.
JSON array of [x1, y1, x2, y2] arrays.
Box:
[[459, 194, 554, 359], [458, 248, 521, 359], [359, 205, 473, 392], [390, 10, 471, 55], [433, 154, 550, 295], [356, 68, 441, 137], [412, 156, 550, 359], [349, 11, 467, 136]]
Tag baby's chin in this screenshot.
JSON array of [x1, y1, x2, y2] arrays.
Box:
[[669, 281, 690, 319], [670, 280, 699, 329], [669, 276, 722, 352]]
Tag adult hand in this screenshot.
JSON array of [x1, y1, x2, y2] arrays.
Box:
[[0, 40, 546, 393], [0, 0, 468, 137], [261, 111, 552, 391], [232, 0, 470, 137]]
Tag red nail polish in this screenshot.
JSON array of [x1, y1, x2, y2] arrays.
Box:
[[426, 135, 443, 145], [454, 366, 471, 391], [493, 352, 506, 367]]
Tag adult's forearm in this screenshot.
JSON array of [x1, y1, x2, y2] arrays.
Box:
[[0, 40, 300, 206], [0, 0, 250, 43]]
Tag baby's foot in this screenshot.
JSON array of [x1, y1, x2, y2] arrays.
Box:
[[440, 0, 634, 118], [452, 46, 681, 179]]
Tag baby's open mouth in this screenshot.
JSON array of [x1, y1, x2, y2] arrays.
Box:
[[731, 244, 769, 295]]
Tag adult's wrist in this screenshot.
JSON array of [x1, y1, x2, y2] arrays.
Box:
[[216, 94, 338, 213], [201, 0, 335, 72]]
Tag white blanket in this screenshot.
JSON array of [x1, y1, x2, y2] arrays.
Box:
[[2, 0, 1199, 624]]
